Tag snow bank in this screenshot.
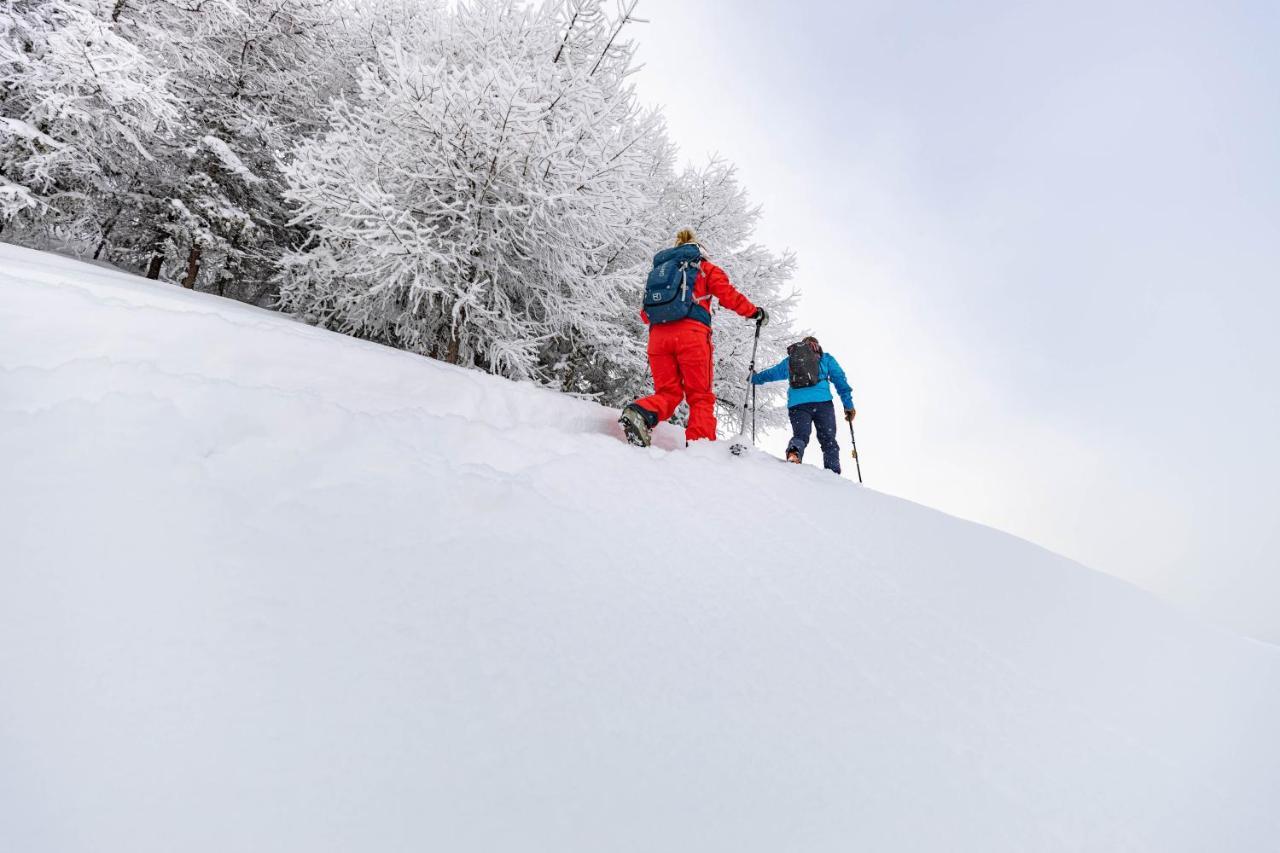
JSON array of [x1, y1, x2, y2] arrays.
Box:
[[2, 242, 1278, 852]]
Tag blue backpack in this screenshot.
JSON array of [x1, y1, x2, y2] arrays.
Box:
[[643, 244, 710, 325]]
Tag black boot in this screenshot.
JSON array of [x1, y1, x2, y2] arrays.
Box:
[[619, 404, 658, 447]]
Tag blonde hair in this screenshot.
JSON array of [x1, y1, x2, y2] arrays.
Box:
[[674, 228, 697, 247]]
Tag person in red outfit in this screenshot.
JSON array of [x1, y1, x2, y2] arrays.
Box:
[[619, 228, 768, 447]]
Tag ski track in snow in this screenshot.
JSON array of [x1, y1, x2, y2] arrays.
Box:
[[2, 242, 1279, 852]]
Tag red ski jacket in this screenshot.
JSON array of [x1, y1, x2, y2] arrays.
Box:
[[641, 259, 757, 327]]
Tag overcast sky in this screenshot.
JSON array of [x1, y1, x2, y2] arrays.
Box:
[[631, 0, 1280, 643]]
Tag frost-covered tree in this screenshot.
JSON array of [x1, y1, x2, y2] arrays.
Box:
[[104, 0, 348, 299], [280, 0, 664, 381], [1, 0, 350, 299], [0, 0, 179, 245]]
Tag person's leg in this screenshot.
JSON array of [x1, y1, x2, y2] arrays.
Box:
[[676, 325, 717, 442], [633, 325, 685, 423], [787, 403, 815, 460], [814, 400, 842, 474]]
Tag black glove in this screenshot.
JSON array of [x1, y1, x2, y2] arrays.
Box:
[[845, 408, 856, 422], [751, 307, 769, 326]]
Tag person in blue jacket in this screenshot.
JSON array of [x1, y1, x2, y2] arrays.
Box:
[[751, 336, 855, 473]]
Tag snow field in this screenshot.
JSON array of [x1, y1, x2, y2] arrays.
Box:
[[2, 243, 1279, 852]]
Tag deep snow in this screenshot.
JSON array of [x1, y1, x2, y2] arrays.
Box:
[[2, 242, 1278, 852]]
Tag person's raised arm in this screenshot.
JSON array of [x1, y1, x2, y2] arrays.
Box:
[[704, 263, 759, 320], [751, 357, 789, 385]]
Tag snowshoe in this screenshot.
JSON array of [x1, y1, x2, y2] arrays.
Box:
[[618, 404, 655, 447]]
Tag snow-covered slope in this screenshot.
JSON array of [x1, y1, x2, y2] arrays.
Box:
[[2, 242, 1278, 852]]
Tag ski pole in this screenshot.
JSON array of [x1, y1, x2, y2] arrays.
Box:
[[848, 421, 862, 483], [751, 377, 757, 443], [739, 319, 763, 438]]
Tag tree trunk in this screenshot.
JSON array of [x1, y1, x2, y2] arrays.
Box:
[[445, 306, 467, 364], [94, 217, 119, 260], [218, 231, 244, 299], [144, 225, 171, 279], [182, 243, 202, 289]]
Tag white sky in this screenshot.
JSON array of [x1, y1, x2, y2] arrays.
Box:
[[631, 0, 1280, 643]]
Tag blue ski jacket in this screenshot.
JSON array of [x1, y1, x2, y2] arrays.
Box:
[[752, 352, 855, 411]]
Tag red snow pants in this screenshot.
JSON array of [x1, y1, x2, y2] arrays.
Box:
[[635, 319, 718, 443]]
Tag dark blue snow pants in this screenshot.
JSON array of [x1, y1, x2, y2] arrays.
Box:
[[787, 400, 841, 474]]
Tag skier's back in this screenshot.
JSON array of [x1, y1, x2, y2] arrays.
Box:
[[752, 336, 855, 473], [618, 229, 766, 447]]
